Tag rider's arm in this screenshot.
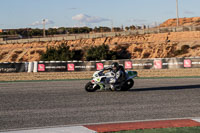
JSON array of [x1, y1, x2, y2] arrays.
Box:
[[103, 66, 112, 71], [115, 70, 122, 79], [99, 66, 111, 72]]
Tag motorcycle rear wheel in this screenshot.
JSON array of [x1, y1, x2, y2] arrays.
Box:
[[120, 79, 134, 91], [85, 82, 99, 92]]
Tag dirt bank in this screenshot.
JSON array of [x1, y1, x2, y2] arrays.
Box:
[[1, 31, 200, 62]]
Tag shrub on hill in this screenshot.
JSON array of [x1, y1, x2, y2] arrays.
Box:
[[85, 44, 116, 61], [40, 44, 83, 61], [40, 43, 131, 61]]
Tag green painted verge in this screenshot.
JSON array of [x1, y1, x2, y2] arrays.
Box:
[[109, 126, 200, 133]]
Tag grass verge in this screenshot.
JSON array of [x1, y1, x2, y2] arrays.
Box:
[[108, 126, 200, 133]]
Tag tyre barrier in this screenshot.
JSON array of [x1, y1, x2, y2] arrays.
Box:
[[0, 57, 200, 73]]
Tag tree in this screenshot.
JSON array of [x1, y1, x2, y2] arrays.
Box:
[[79, 27, 92, 33], [112, 27, 121, 32], [93, 26, 111, 32], [136, 26, 142, 30], [85, 44, 116, 61], [47, 28, 58, 35], [125, 26, 130, 31], [57, 27, 67, 34], [32, 28, 43, 36], [130, 25, 136, 30], [40, 44, 83, 61]]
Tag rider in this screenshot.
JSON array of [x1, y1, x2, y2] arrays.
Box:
[[106, 62, 126, 90]]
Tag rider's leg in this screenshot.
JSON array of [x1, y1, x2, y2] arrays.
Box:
[[109, 78, 116, 91]]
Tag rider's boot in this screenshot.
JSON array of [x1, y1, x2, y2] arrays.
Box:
[[110, 84, 115, 91], [99, 84, 105, 91]]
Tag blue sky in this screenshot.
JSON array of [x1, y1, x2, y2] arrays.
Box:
[[0, 0, 200, 29]]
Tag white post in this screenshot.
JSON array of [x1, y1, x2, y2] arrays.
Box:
[[28, 62, 34, 72], [33, 61, 38, 72], [43, 19, 46, 37], [176, 0, 179, 26]]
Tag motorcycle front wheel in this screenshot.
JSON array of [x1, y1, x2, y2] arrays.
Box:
[[85, 82, 99, 92]]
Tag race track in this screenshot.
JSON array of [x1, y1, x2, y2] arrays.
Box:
[[0, 78, 200, 131]]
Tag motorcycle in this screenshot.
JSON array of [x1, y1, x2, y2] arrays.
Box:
[[85, 69, 138, 92]]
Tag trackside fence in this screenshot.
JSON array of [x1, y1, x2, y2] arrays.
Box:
[[1, 25, 200, 44], [1, 57, 200, 73]]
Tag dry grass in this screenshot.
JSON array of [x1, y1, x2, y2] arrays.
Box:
[[1, 68, 200, 81]]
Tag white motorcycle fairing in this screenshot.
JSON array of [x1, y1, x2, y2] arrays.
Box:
[[85, 70, 137, 92]]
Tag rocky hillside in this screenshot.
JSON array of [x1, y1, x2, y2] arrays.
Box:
[[159, 17, 200, 27], [1, 31, 200, 62]]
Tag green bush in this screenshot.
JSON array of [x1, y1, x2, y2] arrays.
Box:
[[40, 43, 131, 61], [85, 44, 116, 61], [40, 44, 83, 61]]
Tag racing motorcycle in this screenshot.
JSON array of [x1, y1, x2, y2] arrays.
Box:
[[85, 69, 137, 92]]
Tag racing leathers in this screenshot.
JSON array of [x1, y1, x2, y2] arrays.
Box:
[[103, 66, 126, 90]]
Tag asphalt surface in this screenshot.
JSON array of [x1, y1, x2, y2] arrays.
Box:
[[0, 78, 200, 131]]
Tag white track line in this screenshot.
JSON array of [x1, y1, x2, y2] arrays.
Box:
[[1, 117, 200, 133], [74, 117, 200, 126], [192, 118, 200, 123], [0, 126, 96, 133]]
